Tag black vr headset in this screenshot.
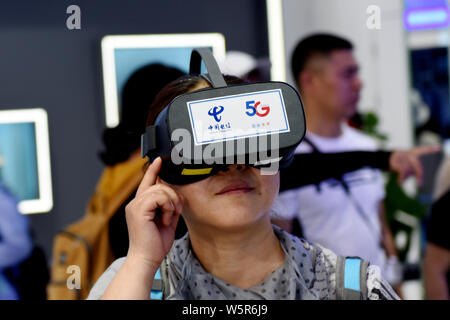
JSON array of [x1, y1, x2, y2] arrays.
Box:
[[141, 48, 306, 185]]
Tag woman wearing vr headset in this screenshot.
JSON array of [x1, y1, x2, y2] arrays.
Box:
[[87, 74, 407, 300]]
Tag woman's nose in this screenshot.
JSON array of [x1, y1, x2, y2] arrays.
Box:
[[218, 164, 248, 173]]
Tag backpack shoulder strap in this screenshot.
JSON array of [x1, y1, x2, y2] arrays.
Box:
[[150, 259, 171, 300], [150, 268, 163, 300], [335, 256, 369, 300]]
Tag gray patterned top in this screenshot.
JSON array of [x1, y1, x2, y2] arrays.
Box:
[[87, 225, 399, 300]]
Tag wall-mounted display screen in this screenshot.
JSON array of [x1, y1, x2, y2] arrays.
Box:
[[101, 33, 226, 128], [0, 108, 52, 214]]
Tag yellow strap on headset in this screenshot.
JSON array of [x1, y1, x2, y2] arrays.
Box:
[[181, 168, 213, 176]]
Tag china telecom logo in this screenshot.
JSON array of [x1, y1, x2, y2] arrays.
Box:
[[245, 100, 270, 117], [208, 105, 224, 122]]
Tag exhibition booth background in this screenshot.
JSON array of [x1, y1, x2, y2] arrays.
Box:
[[0, 0, 449, 300]]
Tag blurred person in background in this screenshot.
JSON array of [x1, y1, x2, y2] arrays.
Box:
[[0, 151, 32, 300], [423, 154, 450, 299], [273, 33, 403, 295], [48, 64, 185, 299]]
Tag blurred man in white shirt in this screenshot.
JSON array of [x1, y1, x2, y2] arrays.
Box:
[[273, 34, 402, 293]]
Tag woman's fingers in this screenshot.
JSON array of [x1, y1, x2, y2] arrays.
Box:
[[131, 186, 183, 231], [139, 184, 183, 215], [136, 157, 162, 197], [124, 158, 184, 266], [136, 159, 183, 214], [128, 190, 171, 220]]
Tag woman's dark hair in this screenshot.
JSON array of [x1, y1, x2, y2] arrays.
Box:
[[100, 64, 185, 166], [146, 74, 245, 127]]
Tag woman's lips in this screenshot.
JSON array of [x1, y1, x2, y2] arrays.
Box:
[[215, 181, 255, 195]]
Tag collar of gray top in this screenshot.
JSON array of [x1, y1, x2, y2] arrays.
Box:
[[160, 225, 337, 300]]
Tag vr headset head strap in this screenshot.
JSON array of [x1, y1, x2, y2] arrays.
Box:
[[142, 49, 227, 159], [141, 125, 157, 158], [189, 48, 227, 88]]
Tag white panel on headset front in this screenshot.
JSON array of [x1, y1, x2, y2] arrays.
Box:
[[187, 89, 290, 146]]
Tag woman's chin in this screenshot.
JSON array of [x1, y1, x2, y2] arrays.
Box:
[[204, 207, 268, 231]]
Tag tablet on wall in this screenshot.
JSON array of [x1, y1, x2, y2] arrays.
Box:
[[0, 108, 53, 214], [101, 33, 226, 128]]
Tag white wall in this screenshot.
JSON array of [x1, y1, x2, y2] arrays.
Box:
[[274, 0, 413, 148]]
